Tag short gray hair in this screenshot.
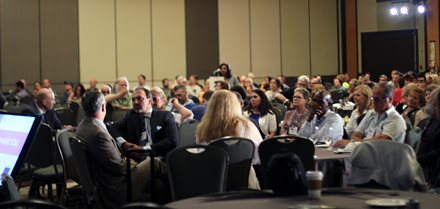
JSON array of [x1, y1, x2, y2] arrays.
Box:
[[373, 82, 394, 99], [82, 91, 106, 117], [297, 75, 310, 84]]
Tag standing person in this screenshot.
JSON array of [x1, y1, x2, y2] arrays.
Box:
[[76, 91, 168, 208], [280, 88, 310, 135], [298, 90, 344, 144], [244, 89, 277, 139], [219, 63, 240, 87]]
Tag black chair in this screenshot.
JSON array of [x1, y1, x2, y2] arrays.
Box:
[[27, 123, 64, 201], [177, 119, 199, 147], [55, 129, 83, 205], [0, 200, 67, 209], [258, 135, 315, 189], [125, 148, 155, 202], [69, 136, 98, 208], [1, 174, 20, 201], [119, 202, 171, 209], [210, 137, 255, 191], [112, 110, 127, 122], [166, 145, 229, 201], [55, 106, 76, 126], [3, 102, 29, 114]]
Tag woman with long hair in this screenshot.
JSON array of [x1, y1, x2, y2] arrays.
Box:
[[244, 89, 277, 139], [265, 78, 284, 103], [344, 85, 374, 137], [196, 90, 263, 189], [219, 63, 240, 87]]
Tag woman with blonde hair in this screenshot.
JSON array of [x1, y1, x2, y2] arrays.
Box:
[[344, 85, 374, 137], [196, 90, 262, 189]]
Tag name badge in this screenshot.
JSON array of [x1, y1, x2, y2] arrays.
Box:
[[288, 126, 298, 135]]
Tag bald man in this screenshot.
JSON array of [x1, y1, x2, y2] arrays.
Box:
[[22, 88, 63, 130]]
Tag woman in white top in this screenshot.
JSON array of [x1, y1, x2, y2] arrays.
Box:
[[196, 90, 263, 189], [345, 85, 374, 137], [244, 89, 277, 139]]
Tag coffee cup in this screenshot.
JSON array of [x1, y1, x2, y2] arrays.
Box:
[[306, 171, 323, 199]]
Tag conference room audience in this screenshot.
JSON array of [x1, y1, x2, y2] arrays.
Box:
[[244, 89, 277, 139], [32, 80, 42, 97], [133, 74, 151, 91], [265, 78, 284, 103], [335, 82, 407, 147], [402, 86, 425, 126], [415, 84, 439, 126], [22, 88, 63, 130], [76, 91, 168, 207], [195, 90, 262, 189], [280, 88, 310, 135], [110, 87, 178, 158], [417, 87, 440, 187], [173, 84, 197, 109], [417, 72, 428, 90], [86, 78, 98, 93], [344, 85, 374, 137], [150, 86, 193, 125], [69, 83, 86, 105], [191, 90, 213, 121], [215, 81, 230, 90], [346, 78, 360, 102], [187, 75, 202, 98], [219, 63, 240, 87], [111, 76, 132, 110], [161, 78, 171, 98], [396, 83, 418, 114], [244, 77, 257, 95], [298, 90, 343, 144]]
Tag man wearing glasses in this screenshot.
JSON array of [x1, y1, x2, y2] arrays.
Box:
[[335, 82, 406, 147], [109, 87, 178, 159]]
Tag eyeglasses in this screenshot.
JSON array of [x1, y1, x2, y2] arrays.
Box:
[[293, 96, 304, 99], [131, 96, 145, 102], [371, 97, 387, 103]]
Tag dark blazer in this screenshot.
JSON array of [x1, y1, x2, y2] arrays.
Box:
[[76, 117, 127, 208], [111, 110, 178, 157], [21, 104, 63, 130]]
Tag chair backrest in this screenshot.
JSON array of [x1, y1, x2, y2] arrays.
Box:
[[76, 106, 85, 125], [0, 200, 67, 209], [177, 119, 200, 147], [55, 129, 79, 183], [258, 135, 315, 189], [210, 137, 255, 190], [3, 102, 28, 114], [348, 140, 427, 191], [25, 123, 56, 168], [111, 110, 127, 122], [166, 145, 229, 201], [69, 136, 97, 207], [1, 174, 20, 201], [55, 106, 76, 126]]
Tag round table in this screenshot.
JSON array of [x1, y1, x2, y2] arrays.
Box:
[[166, 188, 439, 209]]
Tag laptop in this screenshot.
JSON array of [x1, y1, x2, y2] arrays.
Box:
[[0, 112, 41, 185]]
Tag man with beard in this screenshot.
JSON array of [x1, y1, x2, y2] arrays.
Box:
[[172, 85, 196, 110], [109, 87, 178, 159]]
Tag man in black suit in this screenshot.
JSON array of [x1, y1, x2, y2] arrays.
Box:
[[109, 87, 177, 158], [22, 88, 63, 130]]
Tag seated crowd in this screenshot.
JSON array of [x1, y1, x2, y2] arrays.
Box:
[[1, 63, 440, 208]]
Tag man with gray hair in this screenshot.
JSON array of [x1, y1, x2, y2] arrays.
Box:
[[296, 75, 310, 89], [335, 82, 406, 147], [76, 91, 168, 207]]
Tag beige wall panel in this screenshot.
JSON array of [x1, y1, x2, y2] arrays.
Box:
[[151, 0, 186, 83], [0, 0, 40, 87], [78, 0, 116, 84], [40, 0, 79, 86], [310, 0, 338, 76], [116, 0, 152, 82], [280, 0, 310, 77], [218, 0, 251, 76], [250, 0, 281, 78], [357, 0, 377, 72]]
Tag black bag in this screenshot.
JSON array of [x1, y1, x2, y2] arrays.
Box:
[[266, 152, 307, 195]]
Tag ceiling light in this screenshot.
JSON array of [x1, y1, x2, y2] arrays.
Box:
[[390, 7, 399, 16]]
